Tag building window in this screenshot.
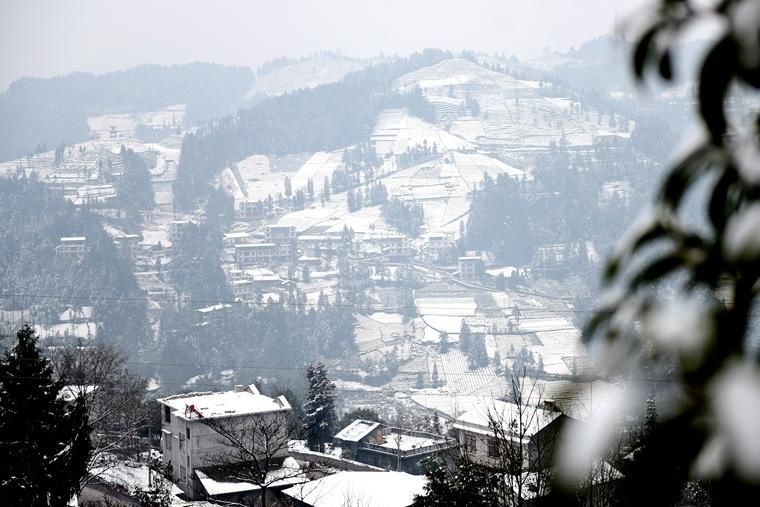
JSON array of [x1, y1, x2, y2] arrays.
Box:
[[179, 434, 185, 451], [187, 455, 190, 467], [186, 427, 190, 439], [163, 430, 172, 451], [179, 465, 186, 481], [163, 405, 171, 423], [464, 434, 476, 452], [488, 438, 500, 458]]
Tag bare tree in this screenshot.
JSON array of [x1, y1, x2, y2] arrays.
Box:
[[485, 366, 559, 506], [54, 340, 149, 492], [197, 410, 305, 507]]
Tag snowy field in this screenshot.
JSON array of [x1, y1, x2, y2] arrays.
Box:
[[439, 349, 507, 397], [290, 151, 343, 194], [221, 154, 296, 205], [372, 109, 474, 156], [416, 296, 477, 339], [87, 104, 185, 141]]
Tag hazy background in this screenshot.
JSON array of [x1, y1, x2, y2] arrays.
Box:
[[0, 0, 647, 91]]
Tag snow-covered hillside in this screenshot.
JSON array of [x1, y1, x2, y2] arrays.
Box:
[[246, 55, 368, 98], [393, 58, 628, 151]]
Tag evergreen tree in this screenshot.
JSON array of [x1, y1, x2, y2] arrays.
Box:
[[303, 362, 337, 452], [459, 319, 472, 352], [0, 325, 92, 504], [493, 350, 503, 374], [119, 146, 155, 218], [467, 332, 489, 369], [284, 176, 292, 198], [413, 457, 500, 507], [323, 176, 331, 201], [439, 331, 449, 353]]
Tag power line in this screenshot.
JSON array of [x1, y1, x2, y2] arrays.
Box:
[[0, 289, 612, 315]]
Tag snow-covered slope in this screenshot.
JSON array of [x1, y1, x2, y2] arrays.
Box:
[[393, 58, 628, 151], [246, 55, 367, 98]]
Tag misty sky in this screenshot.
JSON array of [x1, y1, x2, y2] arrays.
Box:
[[0, 0, 647, 91]]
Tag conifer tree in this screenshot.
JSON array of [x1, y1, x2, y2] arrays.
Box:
[[303, 362, 336, 452], [0, 325, 92, 504]]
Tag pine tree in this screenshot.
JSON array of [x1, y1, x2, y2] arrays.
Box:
[[467, 333, 489, 369], [493, 350, 503, 374], [431, 410, 442, 435], [459, 319, 472, 352], [323, 176, 330, 201], [0, 325, 92, 504], [303, 362, 336, 452], [439, 331, 449, 353], [284, 176, 292, 198]]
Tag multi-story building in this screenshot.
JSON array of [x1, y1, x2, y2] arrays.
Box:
[[114, 234, 141, 257], [229, 279, 256, 300], [452, 399, 566, 470], [56, 237, 86, 259], [169, 220, 192, 241], [458, 255, 484, 281], [158, 384, 291, 497], [421, 232, 452, 260], [223, 231, 250, 247], [237, 200, 267, 220], [264, 225, 297, 262], [297, 234, 337, 257], [235, 243, 277, 266]]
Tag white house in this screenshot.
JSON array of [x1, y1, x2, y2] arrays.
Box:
[[453, 399, 566, 470], [157, 384, 291, 495]]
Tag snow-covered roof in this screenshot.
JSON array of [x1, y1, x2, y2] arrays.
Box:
[[59, 305, 94, 322], [486, 266, 518, 278], [235, 242, 276, 249], [281, 471, 426, 507], [60, 236, 86, 242], [195, 457, 304, 496], [334, 419, 381, 442], [158, 385, 291, 420], [224, 231, 250, 239], [58, 385, 97, 402], [244, 268, 276, 277], [453, 399, 563, 441], [196, 303, 232, 314], [377, 431, 447, 452]]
